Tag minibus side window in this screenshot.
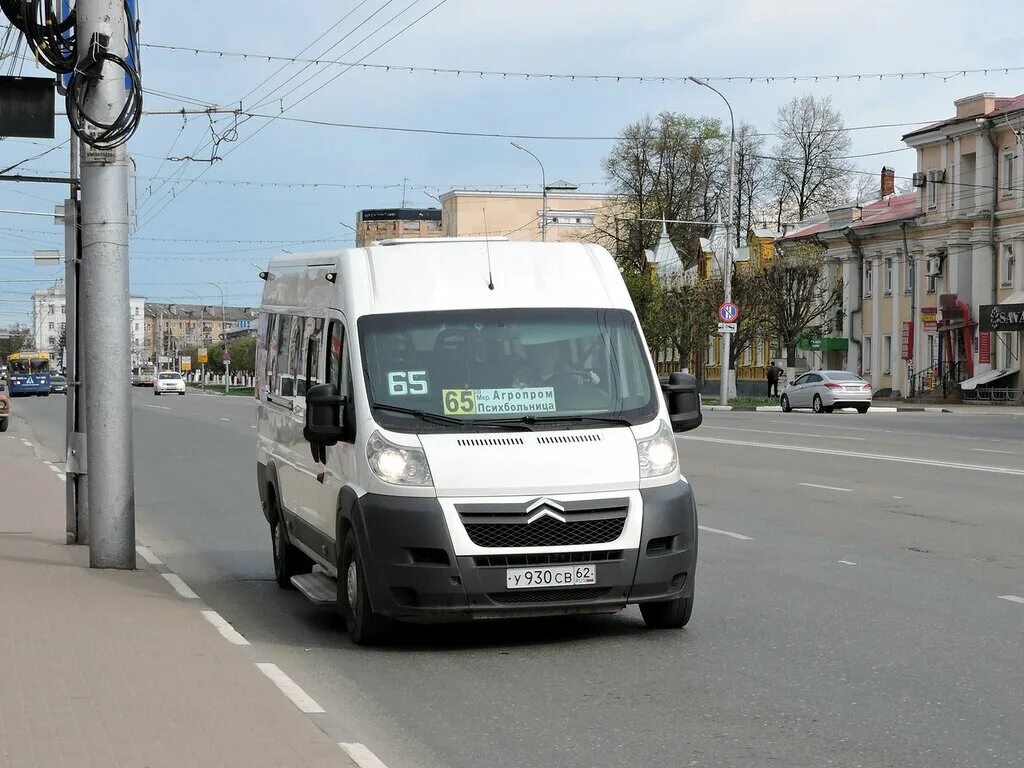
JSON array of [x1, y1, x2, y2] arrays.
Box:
[[326, 320, 354, 437], [302, 318, 325, 395], [264, 314, 279, 395]]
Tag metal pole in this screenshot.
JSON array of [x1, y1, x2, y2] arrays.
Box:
[[689, 77, 736, 406], [511, 142, 547, 242], [65, 135, 88, 545], [208, 283, 227, 394], [79, 0, 136, 569]]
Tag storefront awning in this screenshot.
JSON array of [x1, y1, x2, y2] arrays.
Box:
[[959, 367, 1020, 391]]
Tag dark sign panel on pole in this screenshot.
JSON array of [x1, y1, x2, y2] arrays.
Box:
[[900, 321, 914, 361], [979, 303, 1024, 332], [0, 76, 56, 138]]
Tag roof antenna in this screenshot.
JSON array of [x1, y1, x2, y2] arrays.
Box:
[[482, 208, 495, 290]]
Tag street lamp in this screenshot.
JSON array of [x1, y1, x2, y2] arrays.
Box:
[[511, 142, 548, 242], [688, 76, 736, 406], [207, 283, 228, 395]]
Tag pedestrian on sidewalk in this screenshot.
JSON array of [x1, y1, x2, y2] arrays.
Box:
[[767, 361, 782, 397]]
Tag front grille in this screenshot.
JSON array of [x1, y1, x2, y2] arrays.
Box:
[[474, 550, 623, 568], [457, 437, 525, 447], [488, 587, 611, 604], [537, 433, 601, 444], [464, 516, 625, 548]]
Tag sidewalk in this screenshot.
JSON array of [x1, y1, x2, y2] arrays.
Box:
[[0, 432, 354, 768]]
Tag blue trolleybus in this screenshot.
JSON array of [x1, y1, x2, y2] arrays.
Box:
[[5, 351, 52, 396]]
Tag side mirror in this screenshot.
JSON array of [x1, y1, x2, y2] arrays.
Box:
[[661, 371, 702, 433], [303, 383, 347, 446], [788, 379, 795, 386]]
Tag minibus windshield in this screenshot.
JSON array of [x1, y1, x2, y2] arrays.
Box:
[[359, 308, 658, 432]]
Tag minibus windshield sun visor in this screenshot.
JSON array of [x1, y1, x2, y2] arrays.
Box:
[[358, 307, 658, 433]]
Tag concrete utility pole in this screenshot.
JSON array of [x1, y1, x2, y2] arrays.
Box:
[[511, 142, 547, 242], [689, 77, 736, 406], [78, 0, 136, 569], [64, 136, 89, 544]]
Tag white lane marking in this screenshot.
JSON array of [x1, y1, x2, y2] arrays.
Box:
[[220, 417, 230, 421], [800, 482, 852, 492], [161, 572, 199, 599], [704, 425, 866, 441], [698, 525, 753, 541], [57, 474, 66, 482], [837, 560, 858, 566], [142, 404, 171, 410], [21, 440, 32, 447], [761, 418, 982, 441], [893, 495, 904, 500], [48, 464, 62, 473], [971, 448, 1019, 455], [201, 610, 251, 646], [135, 545, 164, 566], [250, 425, 257, 429], [998, 595, 1024, 605], [340, 743, 390, 768], [256, 663, 325, 714], [682, 435, 1024, 477]]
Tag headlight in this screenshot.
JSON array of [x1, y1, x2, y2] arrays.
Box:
[[636, 420, 678, 478], [366, 430, 433, 487]]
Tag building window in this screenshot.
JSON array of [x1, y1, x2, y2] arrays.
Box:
[[1002, 243, 1015, 287], [402, 220, 420, 231], [134, 307, 139, 316], [47, 336, 54, 347], [863, 260, 873, 297], [426, 220, 441, 231], [884, 257, 893, 295], [905, 253, 914, 293], [1003, 152, 1015, 196], [48, 321, 55, 330], [928, 172, 938, 208], [883, 335, 892, 374], [49, 305, 55, 315], [864, 336, 872, 373]]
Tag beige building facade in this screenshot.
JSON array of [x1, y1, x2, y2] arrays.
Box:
[[144, 303, 260, 361], [355, 208, 443, 247], [785, 92, 1024, 403], [439, 188, 615, 242]]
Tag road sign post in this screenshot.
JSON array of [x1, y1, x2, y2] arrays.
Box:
[[198, 347, 208, 388], [717, 323, 737, 334]]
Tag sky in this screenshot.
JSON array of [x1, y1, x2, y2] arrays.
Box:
[[3, 0, 1024, 327]]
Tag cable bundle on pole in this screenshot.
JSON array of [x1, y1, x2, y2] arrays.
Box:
[[65, 0, 142, 149], [0, 0, 76, 74]]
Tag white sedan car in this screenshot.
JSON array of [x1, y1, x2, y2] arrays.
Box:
[[154, 371, 187, 396], [780, 370, 872, 414]]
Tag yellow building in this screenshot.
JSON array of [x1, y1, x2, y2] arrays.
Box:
[[356, 208, 443, 247]]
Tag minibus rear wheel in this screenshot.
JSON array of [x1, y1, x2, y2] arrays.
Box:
[[270, 491, 312, 589], [640, 595, 694, 629]]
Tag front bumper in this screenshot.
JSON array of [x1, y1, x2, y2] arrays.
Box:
[[354, 482, 697, 623]]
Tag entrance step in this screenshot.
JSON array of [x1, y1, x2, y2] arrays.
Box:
[[291, 571, 336, 606]]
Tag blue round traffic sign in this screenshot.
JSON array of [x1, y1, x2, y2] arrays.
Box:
[[718, 301, 739, 323]]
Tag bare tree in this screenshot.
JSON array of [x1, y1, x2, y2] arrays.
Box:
[[733, 122, 769, 245], [772, 95, 854, 222], [759, 240, 843, 367], [599, 111, 725, 273]]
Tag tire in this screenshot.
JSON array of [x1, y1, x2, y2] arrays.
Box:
[[179, 391, 185, 396], [780, 394, 792, 413], [640, 595, 694, 629], [339, 528, 392, 646], [270, 497, 312, 589], [812, 394, 825, 414], [857, 405, 870, 414], [154, 390, 161, 396], [0, 418, 7, 433]]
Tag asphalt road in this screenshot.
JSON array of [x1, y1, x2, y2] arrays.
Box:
[[10, 390, 1024, 768]]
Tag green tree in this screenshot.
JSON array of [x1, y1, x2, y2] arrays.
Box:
[[759, 240, 843, 367], [0, 325, 32, 361]]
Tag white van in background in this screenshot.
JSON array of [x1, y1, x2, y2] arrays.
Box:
[[255, 237, 702, 644]]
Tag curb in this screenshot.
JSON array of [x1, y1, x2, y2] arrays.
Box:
[[703, 405, 733, 411], [755, 406, 783, 412]]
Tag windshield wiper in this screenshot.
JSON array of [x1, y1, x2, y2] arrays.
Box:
[[371, 403, 530, 431], [493, 414, 634, 428]]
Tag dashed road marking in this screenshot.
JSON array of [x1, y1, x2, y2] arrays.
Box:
[[682, 435, 1024, 477], [998, 595, 1024, 605], [256, 663, 325, 714], [161, 572, 199, 599], [699, 525, 753, 541], [201, 610, 250, 646], [135, 545, 164, 566], [971, 448, 1018, 455], [220, 417, 230, 421], [142, 404, 171, 410], [837, 560, 858, 566], [340, 742, 390, 768], [21, 440, 32, 447], [893, 495, 904, 499], [800, 482, 852, 492]]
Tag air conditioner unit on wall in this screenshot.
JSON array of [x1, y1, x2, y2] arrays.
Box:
[[928, 169, 947, 183], [926, 255, 943, 277], [912, 172, 928, 188]]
